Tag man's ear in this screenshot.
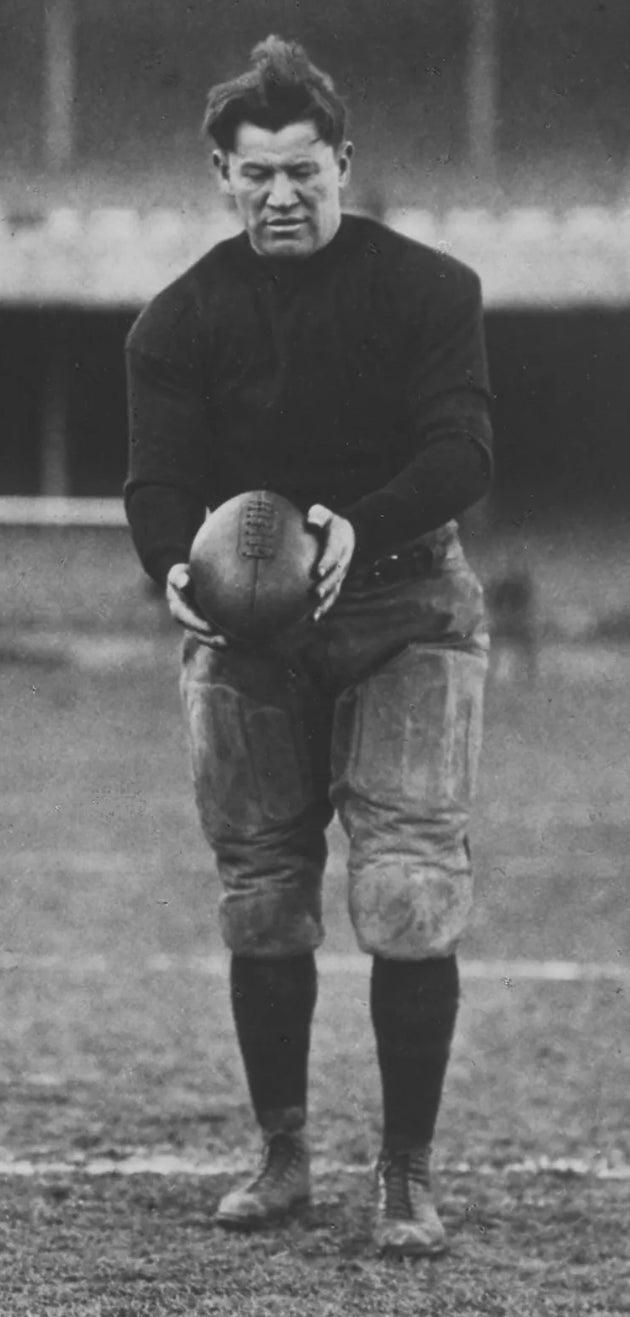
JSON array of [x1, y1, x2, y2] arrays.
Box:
[[337, 140, 355, 190], [212, 149, 233, 195]]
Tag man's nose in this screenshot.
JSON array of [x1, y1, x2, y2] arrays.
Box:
[[267, 172, 298, 208]]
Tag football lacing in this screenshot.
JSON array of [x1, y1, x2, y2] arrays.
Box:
[[240, 493, 277, 559]]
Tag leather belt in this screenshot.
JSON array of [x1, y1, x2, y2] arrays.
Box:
[[348, 540, 435, 590]]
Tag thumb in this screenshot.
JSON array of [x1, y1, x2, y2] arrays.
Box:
[[168, 563, 192, 592], [307, 504, 332, 530]]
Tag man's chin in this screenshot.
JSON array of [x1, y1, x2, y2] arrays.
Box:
[[255, 227, 316, 258]]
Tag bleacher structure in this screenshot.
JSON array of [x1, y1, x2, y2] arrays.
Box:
[[1, 204, 629, 308]]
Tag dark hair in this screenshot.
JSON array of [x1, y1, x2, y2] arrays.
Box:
[[202, 36, 347, 152]]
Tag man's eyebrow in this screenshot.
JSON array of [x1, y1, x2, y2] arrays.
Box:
[[238, 156, 320, 169], [235, 135, 323, 166]]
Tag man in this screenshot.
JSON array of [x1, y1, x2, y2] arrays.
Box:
[[125, 35, 492, 1256]]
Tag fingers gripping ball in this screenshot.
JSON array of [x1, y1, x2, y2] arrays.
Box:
[[189, 491, 320, 643]]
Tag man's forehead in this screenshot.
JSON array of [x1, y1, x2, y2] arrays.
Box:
[[232, 121, 329, 162]]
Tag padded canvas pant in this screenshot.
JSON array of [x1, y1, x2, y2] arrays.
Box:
[[180, 523, 489, 961]]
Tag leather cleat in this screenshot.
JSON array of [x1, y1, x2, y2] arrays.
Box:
[[374, 1146, 447, 1257], [215, 1123, 310, 1230]]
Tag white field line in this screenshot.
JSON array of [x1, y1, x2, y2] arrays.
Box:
[[0, 1151, 628, 1183], [0, 496, 126, 527], [0, 952, 627, 983]]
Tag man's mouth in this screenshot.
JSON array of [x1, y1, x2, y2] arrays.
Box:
[[266, 219, 305, 235]]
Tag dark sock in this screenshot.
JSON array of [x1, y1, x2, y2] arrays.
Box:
[[370, 955, 460, 1155], [230, 953, 317, 1126]]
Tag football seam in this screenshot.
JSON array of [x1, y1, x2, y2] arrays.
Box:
[[249, 556, 261, 616]]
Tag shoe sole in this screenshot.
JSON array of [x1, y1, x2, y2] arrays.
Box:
[[215, 1196, 311, 1231], [377, 1237, 448, 1259]]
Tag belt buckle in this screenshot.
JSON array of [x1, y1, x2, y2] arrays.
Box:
[[377, 553, 403, 585], [361, 542, 433, 589]]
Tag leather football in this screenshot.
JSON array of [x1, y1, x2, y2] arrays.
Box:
[[189, 491, 320, 642]]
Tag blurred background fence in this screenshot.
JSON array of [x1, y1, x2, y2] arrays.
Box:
[[1, 0, 630, 639]]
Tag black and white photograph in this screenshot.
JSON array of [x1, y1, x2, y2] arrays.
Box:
[[1, 2, 629, 1312]]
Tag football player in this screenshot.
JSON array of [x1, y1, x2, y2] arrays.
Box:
[[125, 36, 492, 1255]]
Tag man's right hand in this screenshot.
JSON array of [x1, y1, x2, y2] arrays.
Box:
[[166, 564, 228, 649]]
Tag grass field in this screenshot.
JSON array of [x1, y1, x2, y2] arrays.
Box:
[[1, 632, 629, 1315]]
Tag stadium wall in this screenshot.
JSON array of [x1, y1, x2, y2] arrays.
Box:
[[2, 0, 629, 210], [2, 1, 630, 638]]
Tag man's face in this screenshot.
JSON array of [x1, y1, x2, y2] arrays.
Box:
[[214, 120, 353, 258]]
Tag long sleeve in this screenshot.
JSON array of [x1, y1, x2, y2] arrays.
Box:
[[124, 297, 211, 586], [341, 264, 493, 557]]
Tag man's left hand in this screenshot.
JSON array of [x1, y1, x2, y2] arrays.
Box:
[[307, 504, 356, 620]]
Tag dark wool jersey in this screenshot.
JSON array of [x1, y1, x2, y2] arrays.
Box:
[[125, 214, 493, 586]]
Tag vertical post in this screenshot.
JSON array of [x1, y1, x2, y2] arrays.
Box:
[[43, 0, 77, 172], [466, 0, 498, 189], [41, 330, 70, 496], [42, 1, 75, 494], [460, 3, 499, 544]]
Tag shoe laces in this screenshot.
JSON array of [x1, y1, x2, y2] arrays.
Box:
[[252, 1130, 305, 1190], [378, 1147, 431, 1220]]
